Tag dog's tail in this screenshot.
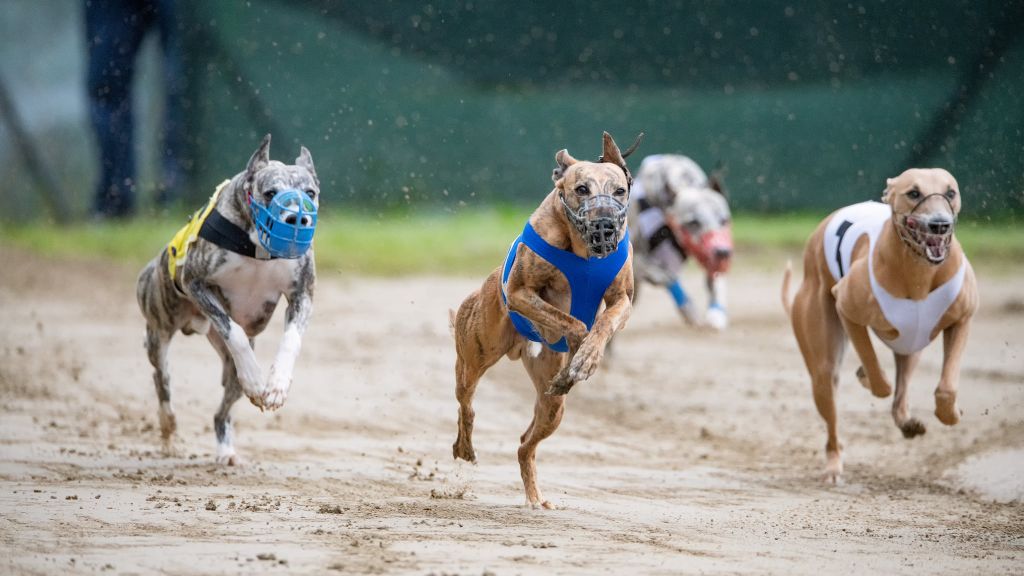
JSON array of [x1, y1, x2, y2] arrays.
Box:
[[448, 308, 457, 339], [781, 260, 794, 319]]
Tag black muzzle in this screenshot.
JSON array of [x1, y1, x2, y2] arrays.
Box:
[[561, 194, 627, 258]]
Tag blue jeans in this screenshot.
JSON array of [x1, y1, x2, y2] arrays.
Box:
[[86, 0, 184, 217]]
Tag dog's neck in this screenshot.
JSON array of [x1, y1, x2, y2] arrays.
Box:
[[215, 173, 256, 233], [874, 218, 962, 300]]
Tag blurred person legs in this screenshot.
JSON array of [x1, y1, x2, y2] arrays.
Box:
[[86, 0, 184, 218]]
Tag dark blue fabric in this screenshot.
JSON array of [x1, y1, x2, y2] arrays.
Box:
[[501, 222, 630, 352], [86, 0, 185, 217]]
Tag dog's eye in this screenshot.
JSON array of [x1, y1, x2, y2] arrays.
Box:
[[263, 189, 278, 200], [944, 188, 956, 199], [614, 187, 627, 196], [575, 185, 590, 196], [305, 189, 317, 199], [906, 189, 921, 200]]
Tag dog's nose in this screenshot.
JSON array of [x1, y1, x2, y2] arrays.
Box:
[[284, 214, 298, 225], [714, 247, 732, 260], [927, 217, 953, 235]]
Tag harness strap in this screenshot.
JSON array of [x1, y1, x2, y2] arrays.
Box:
[[648, 224, 686, 255], [501, 222, 630, 352], [198, 209, 273, 260], [834, 220, 853, 277]]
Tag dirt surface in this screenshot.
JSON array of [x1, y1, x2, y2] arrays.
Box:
[[1, 245, 1022, 575]]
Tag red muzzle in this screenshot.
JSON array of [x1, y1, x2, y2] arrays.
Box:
[[680, 224, 733, 275]]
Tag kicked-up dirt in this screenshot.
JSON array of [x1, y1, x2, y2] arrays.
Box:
[[0, 245, 1021, 574]]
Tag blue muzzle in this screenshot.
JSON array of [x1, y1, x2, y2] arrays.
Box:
[[249, 189, 318, 259]]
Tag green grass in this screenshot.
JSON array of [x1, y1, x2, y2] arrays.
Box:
[[2, 210, 1020, 276]]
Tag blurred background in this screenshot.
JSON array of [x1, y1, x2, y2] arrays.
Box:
[[1, 0, 1021, 225]]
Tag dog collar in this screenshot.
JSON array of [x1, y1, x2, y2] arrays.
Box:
[[198, 209, 275, 260]]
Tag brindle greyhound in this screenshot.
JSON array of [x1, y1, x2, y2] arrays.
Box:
[[783, 168, 978, 482], [451, 132, 641, 508]]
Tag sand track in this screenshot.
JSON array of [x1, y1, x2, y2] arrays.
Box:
[[1, 246, 1021, 574]]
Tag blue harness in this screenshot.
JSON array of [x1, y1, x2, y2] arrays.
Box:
[[500, 222, 630, 352]]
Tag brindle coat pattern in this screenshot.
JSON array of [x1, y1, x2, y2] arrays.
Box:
[[137, 134, 318, 465], [451, 132, 635, 508], [783, 168, 978, 483]]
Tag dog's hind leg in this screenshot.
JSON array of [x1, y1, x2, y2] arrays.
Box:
[[893, 352, 926, 438], [452, 357, 484, 463], [208, 330, 244, 465], [144, 325, 177, 450], [452, 282, 512, 463], [518, 350, 567, 509], [792, 288, 848, 483]]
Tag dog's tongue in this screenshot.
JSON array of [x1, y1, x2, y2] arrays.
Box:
[[925, 236, 947, 262]]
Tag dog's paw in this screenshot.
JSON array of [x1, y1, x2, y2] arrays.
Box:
[[856, 366, 869, 388], [856, 366, 892, 398], [158, 407, 177, 440], [160, 438, 181, 458], [252, 367, 291, 412], [934, 389, 962, 425], [899, 417, 927, 438], [216, 447, 242, 467], [823, 449, 843, 484], [545, 369, 575, 396], [261, 381, 290, 412], [568, 344, 602, 383], [705, 307, 728, 331], [527, 499, 557, 510], [246, 393, 266, 412], [452, 437, 477, 463]]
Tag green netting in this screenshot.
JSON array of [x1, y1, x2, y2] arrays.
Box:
[[179, 1, 1023, 215]]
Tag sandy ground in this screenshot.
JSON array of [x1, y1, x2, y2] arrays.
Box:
[[0, 245, 1022, 575]]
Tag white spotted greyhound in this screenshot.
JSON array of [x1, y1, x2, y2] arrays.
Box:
[[629, 154, 733, 330]]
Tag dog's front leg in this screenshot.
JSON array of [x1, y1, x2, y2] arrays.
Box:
[[935, 319, 971, 425], [549, 295, 632, 396], [548, 273, 633, 396], [706, 273, 728, 331], [263, 262, 315, 411], [506, 286, 590, 353], [187, 279, 265, 409], [837, 311, 892, 398]]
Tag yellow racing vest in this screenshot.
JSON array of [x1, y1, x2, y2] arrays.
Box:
[[167, 180, 231, 284]]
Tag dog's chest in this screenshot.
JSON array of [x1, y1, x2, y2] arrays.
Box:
[[208, 254, 297, 326]]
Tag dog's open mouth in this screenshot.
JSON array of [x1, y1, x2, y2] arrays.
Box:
[[899, 215, 953, 264]]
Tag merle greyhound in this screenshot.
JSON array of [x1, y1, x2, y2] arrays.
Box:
[[136, 134, 317, 465]]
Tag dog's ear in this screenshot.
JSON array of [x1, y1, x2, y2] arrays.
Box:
[[296, 146, 318, 182], [881, 177, 896, 203], [600, 132, 628, 174], [552, 149, 578, 185], [709, 162, 729, 199], [246, 134, 272, 180]]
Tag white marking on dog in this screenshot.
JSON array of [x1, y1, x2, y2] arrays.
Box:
[[527, 341, 543, 358], [226, 322, 262, 396], [263, 325, 301, 410]]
